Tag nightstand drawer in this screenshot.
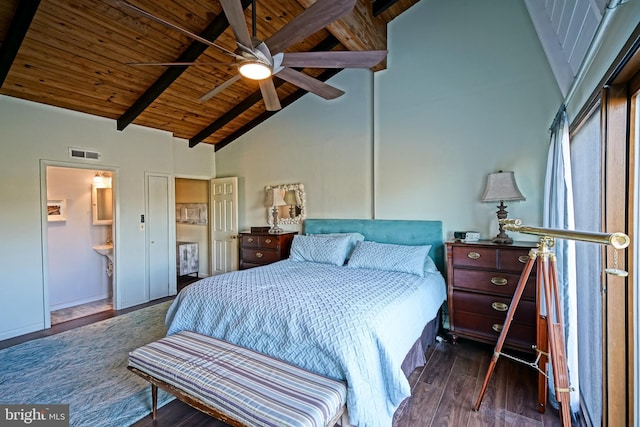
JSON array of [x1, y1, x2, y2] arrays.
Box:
[[239, 231, 297, 270], [454, 311, 536, 351], [241, 248, 281, 264], [452, 291, 535, 324], [241, 235, 260, 248], [242, 235, 283, 249], [259, 236, 281, 249], [452, 268, 536, 300], [451, 246, 497, 269]]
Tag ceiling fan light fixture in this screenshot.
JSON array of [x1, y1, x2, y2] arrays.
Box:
[[238, 61, 272, 80]]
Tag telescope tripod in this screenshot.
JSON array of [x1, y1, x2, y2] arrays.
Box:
[[473, 237, 572, 426]]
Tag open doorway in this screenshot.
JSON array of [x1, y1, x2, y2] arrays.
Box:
[[175, 178, 210, 292], [45, 165, 116, 325]]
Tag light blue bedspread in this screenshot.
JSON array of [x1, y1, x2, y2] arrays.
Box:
[[165, 259, 446, 427]]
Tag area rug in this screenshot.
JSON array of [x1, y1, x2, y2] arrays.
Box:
[[0, 301, 175, 426]]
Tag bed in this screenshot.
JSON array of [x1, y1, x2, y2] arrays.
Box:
[[165, 219, 447, 427]]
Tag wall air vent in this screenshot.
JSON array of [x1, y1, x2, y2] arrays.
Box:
[[69, 147, 101, 160]]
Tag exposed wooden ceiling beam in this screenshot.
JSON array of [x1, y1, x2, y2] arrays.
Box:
[[190, 35, 341, 148], [213, 67, 342, 151], [372, 0, 402, 16], [296, 0, 387, 71], [116, 0, 252, 131], [0, 0, 41, 87]]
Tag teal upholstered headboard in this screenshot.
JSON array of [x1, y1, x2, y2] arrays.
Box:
[[303, 219, 445, 273]]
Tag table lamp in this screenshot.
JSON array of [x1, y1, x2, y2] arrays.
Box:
[[481, 171, 525, 244]]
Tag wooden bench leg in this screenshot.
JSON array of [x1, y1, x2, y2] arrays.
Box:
[[152, 384, 158, 420]]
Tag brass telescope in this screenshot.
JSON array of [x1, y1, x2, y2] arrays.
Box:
[[500, 219, 630, 249]]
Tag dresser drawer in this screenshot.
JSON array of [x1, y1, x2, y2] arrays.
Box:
[[452, 291, 536, 324], [499, 248, 533, 273], [452, 268, 536, 300], [241, 248, 281, 264], [453, 311, 536, 351], [451, 246, 497, 269]]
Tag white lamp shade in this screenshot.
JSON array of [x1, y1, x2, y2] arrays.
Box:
[[481, 171, 525, 202], [283, 190, 301, 205], [265, 188, 287, 207]]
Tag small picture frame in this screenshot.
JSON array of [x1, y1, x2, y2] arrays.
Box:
[[47, 199, 67, 222]]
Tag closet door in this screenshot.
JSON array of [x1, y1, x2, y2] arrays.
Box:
[[147, 173, 173, 299]]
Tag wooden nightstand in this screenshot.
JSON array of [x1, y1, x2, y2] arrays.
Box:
[[446, 240, 537, 353], [239, 231, 297, 270]]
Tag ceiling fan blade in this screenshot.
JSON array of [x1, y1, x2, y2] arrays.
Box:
[[127, 62, 237, 67], [200, 74, 242, 102], [259, 78, 282, 111], [220, 0, 253, 50], [265, 0, 356, 54], [276, 67, 344, 100], [281, 50, 388, 68], [118, 0, 242, 60]]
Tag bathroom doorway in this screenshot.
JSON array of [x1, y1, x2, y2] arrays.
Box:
[[44, 164, 116, 325]]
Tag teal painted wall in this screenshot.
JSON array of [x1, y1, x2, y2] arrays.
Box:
[[216, 0, 563, 242]]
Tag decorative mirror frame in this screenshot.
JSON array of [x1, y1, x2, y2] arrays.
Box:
[[265, 183, 306, 225]]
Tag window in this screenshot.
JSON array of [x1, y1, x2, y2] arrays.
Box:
[[570, 108, 602, 425]]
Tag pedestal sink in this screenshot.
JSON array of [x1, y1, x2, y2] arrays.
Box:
[[93, 244, 113, 262]]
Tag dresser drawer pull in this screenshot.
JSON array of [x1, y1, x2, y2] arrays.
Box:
[[518, 255, 529, 264], [492, 323, 504, 333], [490, 277, 508, 286], [467, 251, 481, 260], [491, 302, 509, 312], [264, 238, 272, 244], [255, 252, 263, 258], [247, 237, 254, 243]]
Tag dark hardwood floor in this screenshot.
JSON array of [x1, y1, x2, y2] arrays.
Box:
[[1, 295, 563, 427]]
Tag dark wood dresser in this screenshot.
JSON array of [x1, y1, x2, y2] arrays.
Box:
[[239, 231, 297, 270], [446, 240, 537, 353]]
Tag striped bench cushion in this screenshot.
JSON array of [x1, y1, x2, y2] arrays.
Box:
[[128, 330, 347, 427]]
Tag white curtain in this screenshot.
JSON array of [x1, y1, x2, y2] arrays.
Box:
[[543, 108, 580, 413]]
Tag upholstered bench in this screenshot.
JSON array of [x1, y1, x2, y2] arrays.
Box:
[[128, 330, 347, 427]]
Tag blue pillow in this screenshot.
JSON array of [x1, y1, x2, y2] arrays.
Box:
[[307, 232, 365, 260], [347, 241, 432, 277], [289, 234, 352, 266]]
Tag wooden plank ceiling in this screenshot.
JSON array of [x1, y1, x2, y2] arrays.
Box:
[[0, 0, 419, 149]]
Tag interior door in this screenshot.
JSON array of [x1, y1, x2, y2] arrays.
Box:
[[210, 177, 239, 274], [147, 173, 173, 299]]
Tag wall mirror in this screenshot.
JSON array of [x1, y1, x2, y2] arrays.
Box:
[[92, 184, 113, 225], [265, 183, 306, 225]]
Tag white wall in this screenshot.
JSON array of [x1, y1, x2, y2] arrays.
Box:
[[216, 70, 374, 232], [0, 96, 215, 340], [216, 0, 562, 242], [47, 167, 112, 309]]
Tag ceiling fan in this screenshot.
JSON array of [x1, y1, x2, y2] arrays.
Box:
[[119, 0, 387, 111]]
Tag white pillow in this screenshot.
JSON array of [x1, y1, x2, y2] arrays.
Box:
[[289, 234, 352, 266], [347, 241, 431, 277], [424, 255, 439, 273], [307, 232, 365, 260]]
